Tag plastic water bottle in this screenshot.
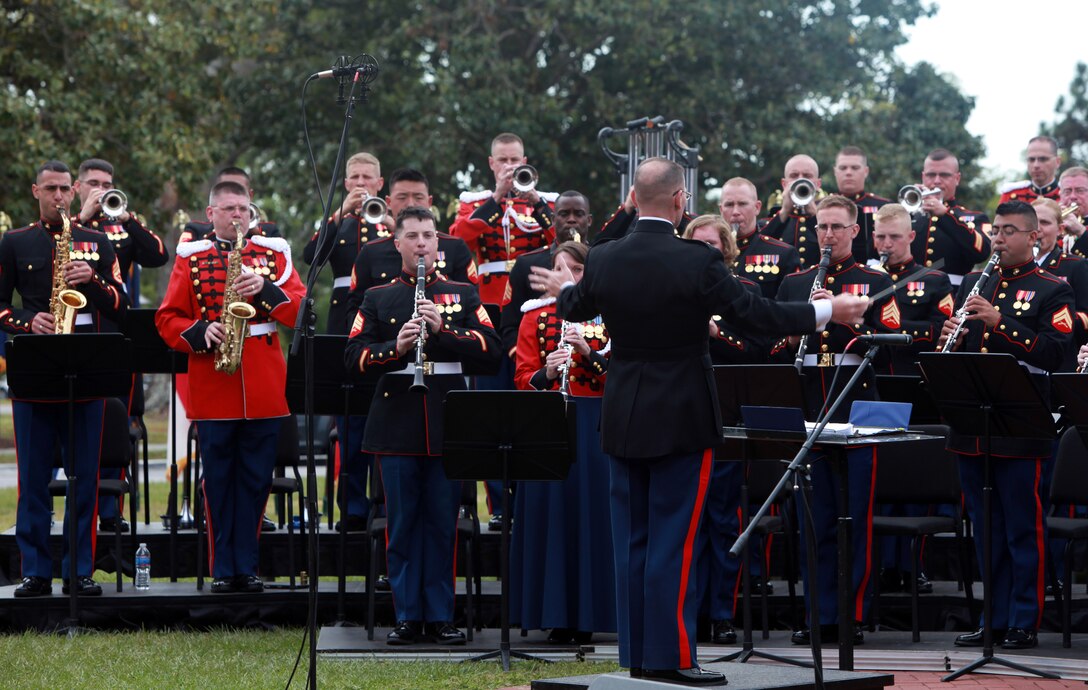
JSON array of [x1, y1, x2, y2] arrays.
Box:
[[135, 543, 151, 591]]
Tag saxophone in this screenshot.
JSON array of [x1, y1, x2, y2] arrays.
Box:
[[49, 207, 88, 334], [214, 222, 257, 374]]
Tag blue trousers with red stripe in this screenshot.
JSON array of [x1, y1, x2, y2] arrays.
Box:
[[697, 460, 743, 622], [15, 399, 104, 580], [379, 455, 461, 623], [610, 449, 713, 671], [197, 418, 279, 579], [957, 454, 1046, 631], [335, 415, 372, 519], [796, 446, 876, 626]]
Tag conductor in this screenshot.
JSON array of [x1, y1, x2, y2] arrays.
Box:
[[530, 157, 869, 685]]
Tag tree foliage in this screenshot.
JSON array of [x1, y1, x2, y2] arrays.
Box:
[[1, 0, 990, 308], [1045, 62, 1088, 165]]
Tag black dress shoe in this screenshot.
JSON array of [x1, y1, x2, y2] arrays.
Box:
[[641, 666, 728, 685], [749, 576, 774, 595], [210, 578, 236, 593], [572, 630, 593, 645], [878, 568, 903, 593], [488, 515, 504, 532], [1001, 627, 1038, 649], [954, 627, 1005, 647], [261, 514, 277, 532], [547, 628, 574, 644], [98, 516, 130, 533], [61, 576, 102, 596], [711, 619, 737, 645], [235, 575, 264, 593], [387, 620, 422, 645], [429, 622, 466, 645], [14, 576, 52, 598], [335, 515, 367, 533], [374, 574, 391, 591], [791, 624, 863, 645], [913, 573, 933, 594], [629, 668, 643, 678]]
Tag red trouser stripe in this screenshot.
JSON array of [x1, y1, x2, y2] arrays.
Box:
[[854, 446, 877, 620], [1032, 458, 1046, 629], [676, 448, 713, 669]]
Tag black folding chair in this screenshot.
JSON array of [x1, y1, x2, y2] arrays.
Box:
[[870, 424, 974, 641], [1046, 427, 1088, 648]]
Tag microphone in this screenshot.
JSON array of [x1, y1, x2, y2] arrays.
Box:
[[314, 54, 379, 81], [856, 333, 913, 346]]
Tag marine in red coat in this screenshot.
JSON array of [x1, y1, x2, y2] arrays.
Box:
[[155, 181, 304, 593], [448, 133, 556, 305]]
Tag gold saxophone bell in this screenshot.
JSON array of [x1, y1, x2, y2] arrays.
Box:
[[55, 289, 88, 334]]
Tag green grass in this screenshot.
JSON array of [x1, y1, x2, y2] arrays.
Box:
[[0, 628, 620, 689]]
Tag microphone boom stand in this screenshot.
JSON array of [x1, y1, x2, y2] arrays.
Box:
[[732, 344, 882, 690]]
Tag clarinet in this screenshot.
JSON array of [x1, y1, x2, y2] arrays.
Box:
[[409, 256, 429, 393], [557, 320, 575, 399], [794, 245, 834, 372], [941, 251, 1001, 353]]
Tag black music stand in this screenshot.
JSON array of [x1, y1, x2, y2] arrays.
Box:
[[7, 333, 131, 632], [286, 334, 375, 619], [875, 374, 941, 424], [444, 391, 573, 672], [707, 365, 811, 668], [121, 309, 189, 580], [916, 352, 1059, 682], [1052, 373, 1088, 446]]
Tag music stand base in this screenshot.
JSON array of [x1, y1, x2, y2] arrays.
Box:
[[706, 646, 813, 667], [943, 652, 1060, 682], [464, 646, 551, 673]]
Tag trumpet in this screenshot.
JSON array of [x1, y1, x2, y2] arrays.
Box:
[[360, 196, 388, 225], [248, 203, 262, 231], [898, 185, 942, 215], [1059, 203, 1080, 254], [941, 251, 1001, 353], [101, 189, 127, 220], [409, 256, 429, 393], [788, 178, 817, 208], [512, 165, 538, 193]]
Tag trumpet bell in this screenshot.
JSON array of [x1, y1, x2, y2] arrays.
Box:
[[788, 178, 816, 208], [361, 196, 388, 225], [512, 165, 538, 193], [101, 190, 128, 220], [898, 185, 941, 215], [248, 203, 262, 231]]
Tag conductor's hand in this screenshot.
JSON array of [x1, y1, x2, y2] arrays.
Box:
[[204, 321, 225, 349], [31, 312, 56, 335], [938, 316, 964, 352], [529, 264, 576, 299], [1078, 343, 1088, 369], [396, 318, 423, 357], [827, 293, 869, 326]]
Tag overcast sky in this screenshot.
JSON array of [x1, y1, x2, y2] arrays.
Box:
[[896, 0, 1085, 180]]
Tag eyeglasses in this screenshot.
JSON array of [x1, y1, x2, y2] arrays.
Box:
[[674, 189, 692, 203], [815, 223, 854, 234]]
